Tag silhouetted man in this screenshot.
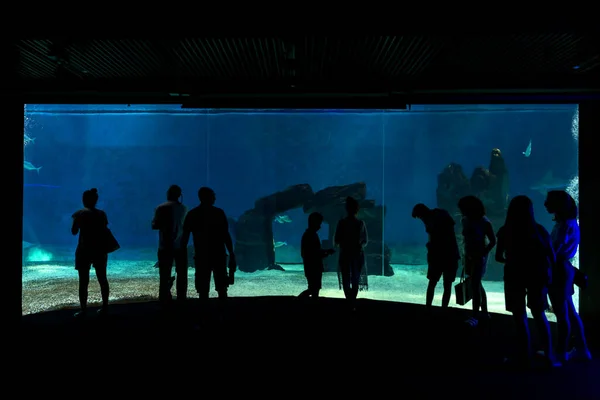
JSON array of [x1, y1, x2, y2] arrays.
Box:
[[299, 212, 335, 300], [152, 184, 188, 305], [181, 187, 236, 312], [412, 203, 460, 311]]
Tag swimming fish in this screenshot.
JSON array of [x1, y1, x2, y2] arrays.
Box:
[[24, 134, 36, 146], [274, 215, 292, 224], [522, 139, 532, 157], [530, 171, 571, 195], [24, 161, 42, 173], [274, 241, 287, 248]]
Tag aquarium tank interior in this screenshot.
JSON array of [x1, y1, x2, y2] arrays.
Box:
[[22, 104, 580, 319]]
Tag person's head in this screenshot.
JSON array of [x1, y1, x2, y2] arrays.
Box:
[[198, 187, 216, 205], [545, 190, 578, 221], [167, 184, 182, 202], [411, 203, 430, 220], [458, 195, 485, 220], [82, 188, 99, 209], [505, 195, 535, 230], [345, 196, 360, 216], [308, 212, 324, 231]]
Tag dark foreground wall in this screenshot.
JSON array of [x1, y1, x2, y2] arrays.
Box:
[[5, 99, 24, 334]]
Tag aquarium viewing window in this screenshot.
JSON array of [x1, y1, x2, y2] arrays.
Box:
[[22, 104, 580, 320]]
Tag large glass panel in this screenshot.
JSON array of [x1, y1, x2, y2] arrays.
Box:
[[22, 104, 579, 319], [380, 104, 579, 321], [22, 106, 387, 314]]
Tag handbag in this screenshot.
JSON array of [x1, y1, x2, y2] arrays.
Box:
[[455, 265, 473, 306], [104, 228, 121, 254], [574, 267, 588, 289]]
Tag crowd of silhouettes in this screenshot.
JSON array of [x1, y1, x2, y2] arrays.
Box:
[[412, 190, 591, 367], [70, 185, 591, 366]]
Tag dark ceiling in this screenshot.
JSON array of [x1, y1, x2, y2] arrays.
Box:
[[5, 35, 600, 105]]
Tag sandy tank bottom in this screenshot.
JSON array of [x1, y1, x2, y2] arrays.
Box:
[[23, 260, 575, 322]]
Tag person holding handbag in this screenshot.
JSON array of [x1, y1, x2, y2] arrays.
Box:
[[495, 195, 560, 368], [544, 190, 592, 362], [71, 188, 112, 318]]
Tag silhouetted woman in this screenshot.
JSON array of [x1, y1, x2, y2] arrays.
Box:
[[334, 196, 368, 311], [544, 190, 592, 362], [458, 195, 496, 326], [71, 188, 111, 317], [495, 195, 559, 367]]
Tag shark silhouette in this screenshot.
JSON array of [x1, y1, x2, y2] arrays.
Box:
[[530, 171, 572, 195]]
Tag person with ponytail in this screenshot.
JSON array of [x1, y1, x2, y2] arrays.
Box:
[[71, 188, 111, 317]]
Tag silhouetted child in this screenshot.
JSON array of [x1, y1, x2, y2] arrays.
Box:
[[299, 212, 335, 299]]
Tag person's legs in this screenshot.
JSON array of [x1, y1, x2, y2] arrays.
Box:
[[530, 286, 560, 366], [426, 279, 439, 309], [157, 249, 174, 304], [426, 264, 442, 310], [94, 255, 109, 310], [549, 289, 570, 360], [441, 279, 452, 309], [75, 252, 92, 317], [76, 268, 91, 316], [505, 280, 530, 363], [350, 261, 361, 301], [512, 311, 532, 361], [299, 264, 312, 298], [195, 261, 212, 301], [213, 264, 228, 300], [426, 255, 442, 309], [308, 270, 322, 298], [174, 248, 188, 302], [213, 258, 229, 316], [566, 295, 592, 360], [441, 261, 458, 309], [480, 283, 488, 314], [340, 264, 351, 300], [471, 275, 483, 317], [532, 309, 556, 363]]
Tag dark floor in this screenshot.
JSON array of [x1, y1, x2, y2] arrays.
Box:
[[18, 297, 600, 398]]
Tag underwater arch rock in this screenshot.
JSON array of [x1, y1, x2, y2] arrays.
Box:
[[234, 182, 394, 276]]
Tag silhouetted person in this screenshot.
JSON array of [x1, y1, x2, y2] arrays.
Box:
[[152, 184, 188, 306], [334, 196, 368, 311], [71, 188, 110, 317], [544, 190, 592, 362], [458, 195, 496, 326], [299, 212, 335, 300], [412, 203, 460, 311], [181, 187, 236, 315], [496, 195, 560, 367]]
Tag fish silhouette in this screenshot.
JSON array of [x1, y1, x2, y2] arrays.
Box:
[[24, 161, 42, 173], [522, 139, 532, 157]]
